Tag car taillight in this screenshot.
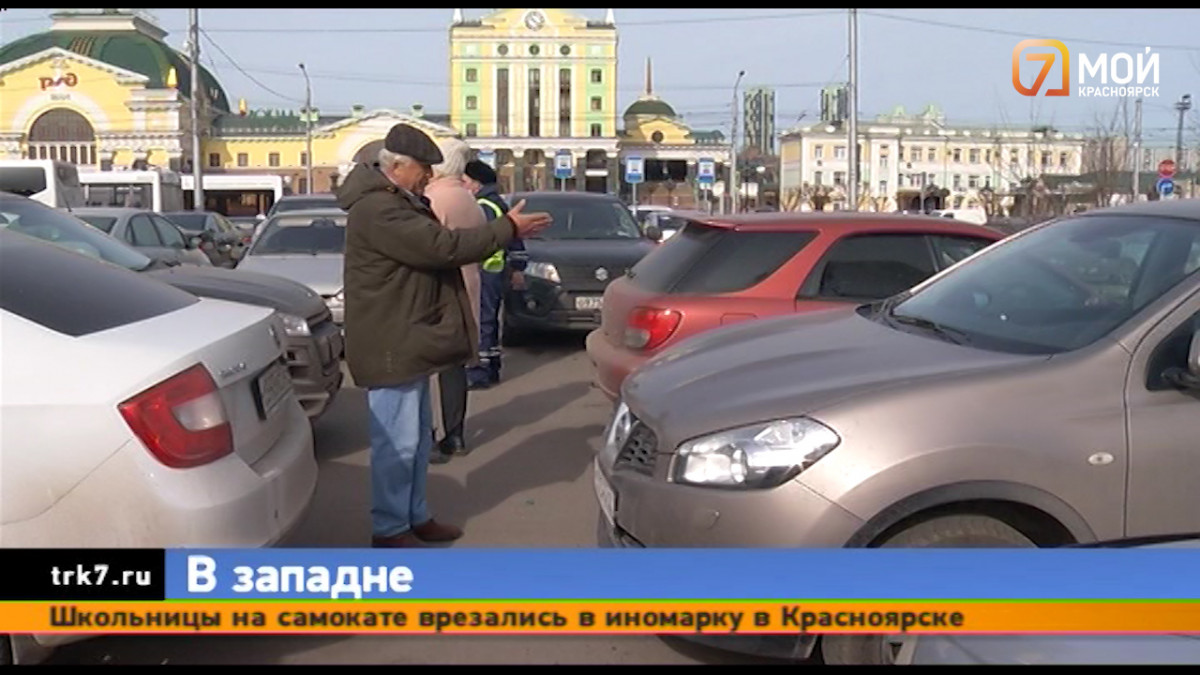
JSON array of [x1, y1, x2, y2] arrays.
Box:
[[118, 364, 233, 469], [624, 307, 682, 351]]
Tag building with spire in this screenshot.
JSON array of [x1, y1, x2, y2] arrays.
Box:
[[617, 57, 730, 208]]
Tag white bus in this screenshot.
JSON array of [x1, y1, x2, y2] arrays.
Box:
[[78, 169, 185, 212], [181, 174, 284, 218], [0, 159, 85, 209]]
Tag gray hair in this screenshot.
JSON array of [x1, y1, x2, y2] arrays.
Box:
[[432, 137, 471, 178], [377, 147, 415, 172]]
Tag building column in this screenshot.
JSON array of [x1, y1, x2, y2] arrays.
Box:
[[544, 149, 558, 191], [513, 150, 526, 192], [606, 151, 619, 196], [685, 159, 698, 209], [576, 152, 588, 191]]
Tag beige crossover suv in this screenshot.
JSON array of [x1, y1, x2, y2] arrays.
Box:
[[594, 199, 1200, 665]]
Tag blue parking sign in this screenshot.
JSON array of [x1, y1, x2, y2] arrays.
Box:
[[554, 150, 573, 180], [697, 157, 715, 185], [1157, 177, 1174, 198], [626, 156, 644, 184]]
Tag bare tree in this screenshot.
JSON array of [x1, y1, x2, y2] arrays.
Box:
[[1083, 99, 1133, 207]]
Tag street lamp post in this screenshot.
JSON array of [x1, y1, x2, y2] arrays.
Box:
[[299, 63, 314, 194], [1175, 93, 1193, 175], [730, 70, 745, 214]]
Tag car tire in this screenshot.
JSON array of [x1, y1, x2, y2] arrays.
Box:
[[821, 514, 1036, 666], [499, 306, 527, 348]]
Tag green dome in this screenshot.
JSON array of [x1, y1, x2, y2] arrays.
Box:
[[0, 29, 230, 112], [623, 98, 677, 118]]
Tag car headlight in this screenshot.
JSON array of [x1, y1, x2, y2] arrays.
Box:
[[670, 418, 841, 489], [333, 289, 344, 303], [278, 312, 311, 338], [525, 262, 561, 284], [604, 401, 633, 455]]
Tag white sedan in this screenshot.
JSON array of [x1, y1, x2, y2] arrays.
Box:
[[0, 229, 318, 663]]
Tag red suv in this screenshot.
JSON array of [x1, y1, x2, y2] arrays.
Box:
[[586, 211, 1006, 400]]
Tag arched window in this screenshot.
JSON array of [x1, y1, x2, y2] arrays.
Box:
[[27, 108, 96, 165]]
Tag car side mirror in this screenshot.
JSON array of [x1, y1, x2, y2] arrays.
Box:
[[1164, 330, 1200, 390], [645, 224, 663, 242]]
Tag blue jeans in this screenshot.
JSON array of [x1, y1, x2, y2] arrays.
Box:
[[367, 378, 434, 537]]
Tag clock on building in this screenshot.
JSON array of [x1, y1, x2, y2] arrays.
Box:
[[524, 10, 546, 31]]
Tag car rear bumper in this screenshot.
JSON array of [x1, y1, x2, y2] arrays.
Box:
[[2, 399, 318, 550], [284, 324, 344, 419], [585, 329, 649, 401]]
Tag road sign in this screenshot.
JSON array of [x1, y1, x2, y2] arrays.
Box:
[[697, 157, 715, 185], [625, 156, 644, 184], [477, 150, 496, 169], [1157, 177, 1175, 198], [554, 150, 573, 180], [1158, 159, 1176, 178]]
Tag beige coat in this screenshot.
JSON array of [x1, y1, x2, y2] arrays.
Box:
[[423, 175, 486, 352]]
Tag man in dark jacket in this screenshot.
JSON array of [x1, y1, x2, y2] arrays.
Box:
[[337, 124, 551, 548], [462, 159, 526, 388]]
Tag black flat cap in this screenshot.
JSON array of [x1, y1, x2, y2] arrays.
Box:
[[465, 160, 498, 185], [384, 123, 443, 165]]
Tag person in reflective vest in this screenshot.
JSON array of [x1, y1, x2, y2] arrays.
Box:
[[463, 160, 527, 388]]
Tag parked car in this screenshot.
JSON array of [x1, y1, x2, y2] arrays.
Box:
[[161, 210, 251, 267], [265, 193, 340, 219], [595, 199, 1200, 664], [897, 533, 1200, 665], [501, 191, 659, 344], [70, 206, 212, 267], [1, 192, 344, 419], [237, 209, 347, 325], [0, 229, 318, 664], [587, 211, 1004, 400]]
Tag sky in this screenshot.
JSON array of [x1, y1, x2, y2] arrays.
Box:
[[2, 8, 1198, 149]]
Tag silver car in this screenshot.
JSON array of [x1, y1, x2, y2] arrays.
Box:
[[70, 207, 212, 267], [898, 534, 1200, 665], [237, 209, 346, 324]]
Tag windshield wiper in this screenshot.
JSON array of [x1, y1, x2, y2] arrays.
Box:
[[886, 312, 973, 346]]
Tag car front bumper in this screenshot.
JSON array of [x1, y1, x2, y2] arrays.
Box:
[[505, 286, 605, 333]]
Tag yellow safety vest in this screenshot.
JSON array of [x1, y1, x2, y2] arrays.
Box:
[[479, 198, 506, 273]]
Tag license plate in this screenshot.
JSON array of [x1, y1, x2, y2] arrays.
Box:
[[253, 360, 293, 419], [593, 459, 617, 525], [576, 296, 603, 311]]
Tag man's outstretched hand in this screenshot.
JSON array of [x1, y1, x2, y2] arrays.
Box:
[[507, 200, 553, 238]]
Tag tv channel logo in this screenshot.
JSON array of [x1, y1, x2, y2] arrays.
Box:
[[1013, 40, 1161, 98]]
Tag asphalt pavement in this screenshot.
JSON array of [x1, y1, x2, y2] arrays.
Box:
[[47, 333, 794, 665]]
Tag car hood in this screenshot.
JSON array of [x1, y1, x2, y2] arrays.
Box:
[[144, 266, 328, 319], [236, 254, 344, 296], [623, 306, 1044, 439], [523, 238, 656, 268]]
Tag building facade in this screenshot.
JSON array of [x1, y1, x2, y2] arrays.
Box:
[[449, 7, 621, 193], [0, 9, 458, 204], [779, 104, 1087, 212], [743, 87, 775, 156]]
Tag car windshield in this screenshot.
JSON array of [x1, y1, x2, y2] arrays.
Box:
[[877, 214, 1200, 355], [517, 196, 643, 240], [163, 213, 208, 232], [0, 197, 154, 271], [75, 214, 118, 233], [250, 215, 347, 255]]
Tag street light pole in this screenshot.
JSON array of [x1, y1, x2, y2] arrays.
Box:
[[847, 8, 859, 211], [299, 63, 314, 195], [731, 70, 745, 214], [1175, 93, 1193, 174], [188, 8, 204, 211], [1132, 97, 1142, 202]]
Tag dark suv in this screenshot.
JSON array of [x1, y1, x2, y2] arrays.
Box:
[[502, 191, 659, 344]]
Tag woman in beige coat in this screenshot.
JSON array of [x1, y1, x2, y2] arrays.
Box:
[[423, 137, 486, 461]]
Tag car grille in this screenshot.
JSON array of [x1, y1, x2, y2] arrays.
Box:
[[558, 264, 628, 291], [614, 419, 658, 476]]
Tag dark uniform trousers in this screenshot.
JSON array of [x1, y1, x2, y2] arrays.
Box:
[[468, 269, 506, 387]]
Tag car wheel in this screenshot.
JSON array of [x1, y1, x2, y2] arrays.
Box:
[[821, 514, 1035, 666], [499, 306, 526, 347]]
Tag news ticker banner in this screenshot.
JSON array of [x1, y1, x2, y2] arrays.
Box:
[[3, 548, 1200, 635]]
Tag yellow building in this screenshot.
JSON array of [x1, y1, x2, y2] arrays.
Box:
[[0, 9, 457, 206], [450, 7, 620, 193], [619, 58, 730, 209]]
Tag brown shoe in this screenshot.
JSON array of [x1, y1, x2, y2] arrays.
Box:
[[371, 532, 427, 548], [412, 519, 463, 542]]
